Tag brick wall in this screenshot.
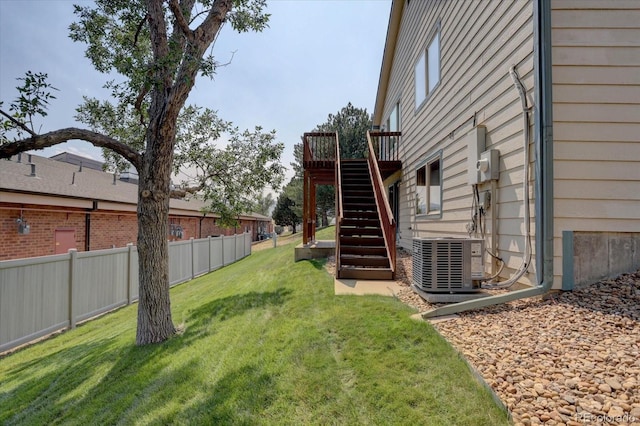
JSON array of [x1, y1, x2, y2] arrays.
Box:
[[89, 212, 138, 250], [200, 217, 227, 238], [0, 204, 85, 260], [0, 202, 264, 261]]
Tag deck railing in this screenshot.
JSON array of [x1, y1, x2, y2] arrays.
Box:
[[303, 132, 337, 164], [369, 131, 402, 162], [366, 130, 396, 277]]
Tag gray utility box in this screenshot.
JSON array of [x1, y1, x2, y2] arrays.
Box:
[[412, 238, 485, 293]]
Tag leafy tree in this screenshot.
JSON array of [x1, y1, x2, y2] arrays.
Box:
[[0, 71, 58, 141], [253, 192, 275, 216], [288, 102, 372, 227], [316, 185, 334, 227], [0, 0, 281, 345], [283, 177, 303, 221], [272, 191, 299, 233], [315, 102, 372, 159]]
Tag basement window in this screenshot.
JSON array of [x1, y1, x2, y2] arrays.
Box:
[[416, 151, 442, 217]]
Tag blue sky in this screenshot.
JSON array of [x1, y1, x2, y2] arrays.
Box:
[[0, 0, 391, 184]]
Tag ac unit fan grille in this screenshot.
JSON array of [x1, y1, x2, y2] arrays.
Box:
[[412, 238, 483, 293]]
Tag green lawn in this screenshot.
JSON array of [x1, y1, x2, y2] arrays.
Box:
[[0, 227, 508, 425]]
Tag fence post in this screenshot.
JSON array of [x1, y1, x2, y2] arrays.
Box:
[[127, 243, 135, 304], [191, 237, 195, 280], [273, 231, 277, 248], [207, 236, 212, 272], [222, 235, 226, 266], [68, 249, 78, 329]]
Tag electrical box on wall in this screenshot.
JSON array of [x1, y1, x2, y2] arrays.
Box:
[[467, 126, 486, 185], [18, 223, 30, 234], [478, 149, 500, 182]]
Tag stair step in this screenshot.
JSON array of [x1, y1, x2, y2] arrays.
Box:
[[343, 196, 375, 204], [342, 185, 373, 192], [342, 218, 380, 227], [343, 205, 376, 212], [340, 245, 387, 256], [342, 180, 373, 186], [341, 161, 368, 168], [340, 255, 390, 268], [340, 236, 385, 246], [343, 210, 379, 219], [340, 227, 383, 237], [341, 190, 373, 197], [338, 267, 393, 280]]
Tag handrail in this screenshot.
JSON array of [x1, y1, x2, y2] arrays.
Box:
[[335, 131, 343, 275], [366, 130, 396, 277]]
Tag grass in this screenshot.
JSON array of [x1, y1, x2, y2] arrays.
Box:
[[0, 227, 508, 425]]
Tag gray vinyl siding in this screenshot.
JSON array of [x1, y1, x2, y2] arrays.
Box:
[[552, 1, 640, 285], [381, 0, 536, 284]]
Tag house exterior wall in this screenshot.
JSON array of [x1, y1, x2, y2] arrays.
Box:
[[0, 205, 86, 260], [552, 1, 640, 287], [0, 203, 264, 261], [378, 0, 536, 285], [89, 212, 138, 249], [1, 154, 270, 260]]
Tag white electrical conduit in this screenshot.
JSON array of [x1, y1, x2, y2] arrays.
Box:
[[482, 66, 533, 289]]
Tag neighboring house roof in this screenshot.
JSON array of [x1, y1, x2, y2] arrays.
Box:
[[50, 151, 105, 171], [0, 153, 265, 220], [249, 212, 271, 221]]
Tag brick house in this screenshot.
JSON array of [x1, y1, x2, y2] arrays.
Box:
[[0, 153, 272, 261]]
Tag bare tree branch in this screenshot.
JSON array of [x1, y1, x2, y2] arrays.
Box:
[[169, 0, 195, 42], [0, 128, 142, 170], [0, 108, 37, 137], [166, 0, 232, 120], [169, 183, 203, 198], [134, 87, 149, 125], [133, 13, 149, 47], [147, 0, 171, 88]]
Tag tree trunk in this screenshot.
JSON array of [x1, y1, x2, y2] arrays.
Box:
[[135, 120, 177, 345], [321, 212, 328, 227], [136, 175, 176, 344]]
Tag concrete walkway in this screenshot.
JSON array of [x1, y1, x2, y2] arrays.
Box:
[[334, 278, 403, 296]]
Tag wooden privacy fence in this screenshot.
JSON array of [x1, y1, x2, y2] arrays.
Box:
[[0, 233, 252, 353]]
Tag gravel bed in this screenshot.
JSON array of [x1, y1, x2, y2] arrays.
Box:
[[330, 250, 640, 425]]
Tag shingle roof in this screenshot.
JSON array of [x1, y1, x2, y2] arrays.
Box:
[[1, 153, 213, 213]]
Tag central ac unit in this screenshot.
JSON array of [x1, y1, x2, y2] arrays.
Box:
[[412, 238, 484, 293]]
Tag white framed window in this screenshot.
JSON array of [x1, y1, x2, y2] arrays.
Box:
[[414, 53, 426, 108], [382, 101, 400, 160], [386, 102, 399, 133], [416, 150, 442, 217], [427, 31, 440, 93], [414, 25, 441, 109]]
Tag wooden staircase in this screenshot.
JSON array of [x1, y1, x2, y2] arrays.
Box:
[[338, 160, 393, 280]]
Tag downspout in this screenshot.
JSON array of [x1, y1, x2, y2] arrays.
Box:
[[85, 200, 98, 252], [421, 0, 553, 318], [199, 215, 205, 239]]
